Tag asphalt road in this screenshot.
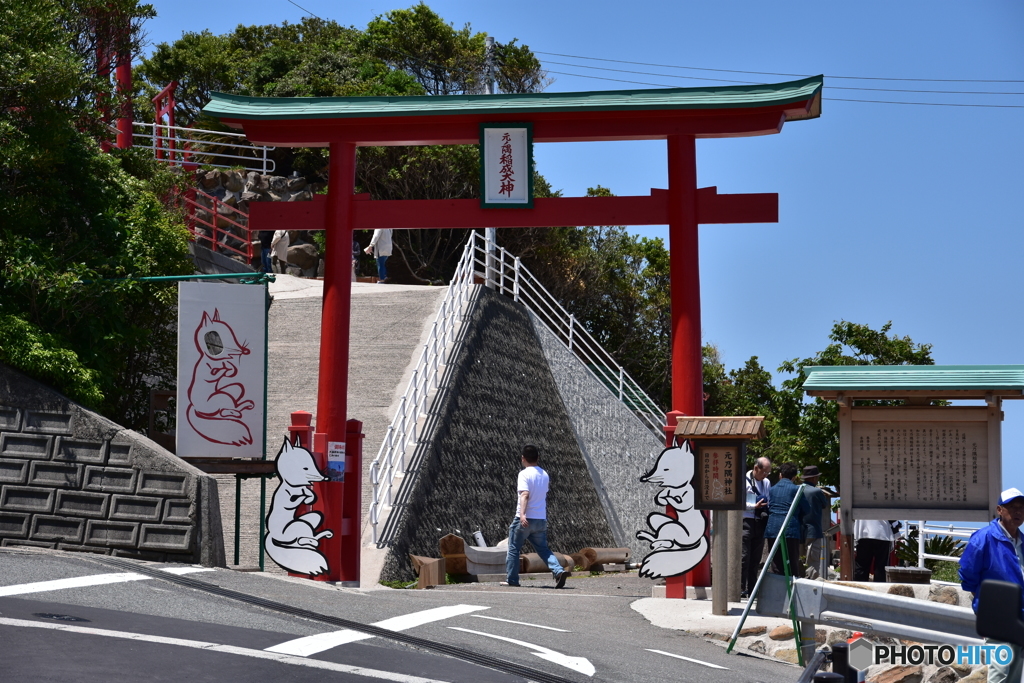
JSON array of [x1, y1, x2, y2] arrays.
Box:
[[1, 548, 799, 682]]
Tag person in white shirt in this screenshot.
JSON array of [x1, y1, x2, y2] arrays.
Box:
[[363, 229, 393, 283], [741, 457, 772, 598], [502, 445, 570, 588], [853, 518, 893, 582]]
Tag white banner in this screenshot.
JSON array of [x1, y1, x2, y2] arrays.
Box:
[[481, 126, 531, 206], [176, 282, 266, 458]]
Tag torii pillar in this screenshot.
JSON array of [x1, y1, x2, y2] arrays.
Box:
[[202, 76, 824, 589]]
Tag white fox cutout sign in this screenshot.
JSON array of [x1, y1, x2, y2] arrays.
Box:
[[176, 282, 265, 458], [264, 438, 334, 576], [635, 441, 710, 579]]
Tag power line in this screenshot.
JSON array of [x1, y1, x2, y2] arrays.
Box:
[[543, 60, 1024, 96], [285, 0, 323, 20], [536, 51, 1024, 84], [544, 70, 1024, 108]]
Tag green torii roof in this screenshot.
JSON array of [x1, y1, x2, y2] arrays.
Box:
[[803, 365, 1024, 399], [202, 75, 823, 122]]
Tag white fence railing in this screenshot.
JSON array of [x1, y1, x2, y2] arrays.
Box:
[[131, 122, 276, 174], [912, 521, 975, 566], [369, 231, 666, 546]]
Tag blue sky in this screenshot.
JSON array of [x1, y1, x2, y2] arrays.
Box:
[[142, 2, 1024, 494]]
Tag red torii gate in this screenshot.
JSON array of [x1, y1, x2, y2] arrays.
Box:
[[203, 76, 823, 593]]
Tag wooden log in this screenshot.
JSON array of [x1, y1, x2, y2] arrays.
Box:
[[520, 552, 573, 573], [439, 533, 468, 575], [579, 547, 630, 569]]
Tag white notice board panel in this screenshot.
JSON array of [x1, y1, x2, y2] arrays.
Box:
[[176, 282, 266, 458], [842, 406, 998, 523], [480, 124, 533, 207]]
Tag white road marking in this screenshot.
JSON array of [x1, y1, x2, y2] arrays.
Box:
[[266, 604, 489, 657], [0, 567, 215, 597], [448, 626, 595, 677], [646, 648, 729, 669], [0, 617, 449, 683], [0, 573, 150, 596], [160, 567, 215, 576], [469, 614, 569, 632]]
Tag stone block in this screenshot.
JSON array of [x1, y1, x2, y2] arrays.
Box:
[[31, 515, 85, 542], [83, 466, 137, 493], [2, 538, 56, 549], [54, 437, 106, 465], [164, 499, 194, 524], [85, 520, 139, 547], [0, 511, 30, 537], [110, 495, 162, 522], [55, 490, 109, 518], [1, 486, 55, 513], [28, 461, 82, 489], [139, 524, 193, 552], [0, 459, 29, 484], [23, 410, 73, 434], [106, 442, 132, 466], [0, 406, 21, 430], [0, 433, 53, 460], [137, 472, 189, 496]]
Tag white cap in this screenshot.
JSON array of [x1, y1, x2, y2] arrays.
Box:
[[999, 487, 1024, 505]]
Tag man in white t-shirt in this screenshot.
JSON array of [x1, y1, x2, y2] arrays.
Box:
[[502, 445, 570, 588]]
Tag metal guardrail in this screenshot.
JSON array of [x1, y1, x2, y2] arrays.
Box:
[[181, 187, 254, 263], [755, 573, 983, 646], [369, 231, 666, 546], [132, 121, 276, 174]]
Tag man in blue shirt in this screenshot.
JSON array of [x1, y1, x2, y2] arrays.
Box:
[[960, 487, 1024, 683], [764, 462, 809, 577]]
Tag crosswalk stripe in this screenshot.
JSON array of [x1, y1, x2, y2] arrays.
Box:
[[265, 604, 489, 657], [0, 572, 149, 596]]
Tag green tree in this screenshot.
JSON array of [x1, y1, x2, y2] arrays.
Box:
[[703, 321, 935, 484], [0, 0, 193, 428]]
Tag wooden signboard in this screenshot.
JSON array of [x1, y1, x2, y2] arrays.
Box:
[[694, 443, 745, 511], [841, 406, 1000, 522]]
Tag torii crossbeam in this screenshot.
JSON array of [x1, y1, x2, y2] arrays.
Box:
[[203, 76, 823, 591]]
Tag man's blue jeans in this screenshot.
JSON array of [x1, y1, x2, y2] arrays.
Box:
[[376, 255, 389, 281], [505, 518, 564, 585]]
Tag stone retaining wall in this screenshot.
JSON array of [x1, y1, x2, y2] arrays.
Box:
[[0, 364, 224, 565]]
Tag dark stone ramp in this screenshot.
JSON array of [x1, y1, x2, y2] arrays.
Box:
[[381, 289, 614, 582]]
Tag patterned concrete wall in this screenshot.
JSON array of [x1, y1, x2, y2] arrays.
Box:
[[0, 364, 224, 565], [527, 312, 666, 563], [379, 290, 615, 582]]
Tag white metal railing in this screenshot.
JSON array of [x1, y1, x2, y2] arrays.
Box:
[[911, 521, 974, 566], [369, 231, 667, 546], [476, 235, 665, 436], [131, 122, 276, 174]]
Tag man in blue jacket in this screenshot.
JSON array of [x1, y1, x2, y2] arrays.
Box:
[[764, 463, 809, 577], [960, 487, 1024, 683]]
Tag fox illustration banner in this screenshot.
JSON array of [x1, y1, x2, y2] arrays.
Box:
[[176, 282, 266, 458]]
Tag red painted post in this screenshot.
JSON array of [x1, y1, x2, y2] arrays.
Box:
[[665, 135, 712, 597], [312, 142, 357, 581], [115, 56, 132, 149], [341, 419, 364, 585]]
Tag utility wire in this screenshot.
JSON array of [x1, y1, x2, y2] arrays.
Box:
[[544, 69, 1024, 108], [536, 51, 1024, 84], [543, 60, 1024, 96], [285, 0, 323, 20]]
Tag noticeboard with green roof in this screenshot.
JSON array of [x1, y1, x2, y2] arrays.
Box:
[[802, 366, 1018, 578]]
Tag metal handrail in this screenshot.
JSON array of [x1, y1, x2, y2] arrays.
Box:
[[131, 121, 276, 174], [912, 520, 972, 567], [369, 231, 667, 546], [181, 187, 254, 262]]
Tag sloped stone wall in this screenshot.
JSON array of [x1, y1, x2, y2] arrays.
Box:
[[527, 310, 665, 562], [0, 364, 224, 565], [380, 289, 615, 582]]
